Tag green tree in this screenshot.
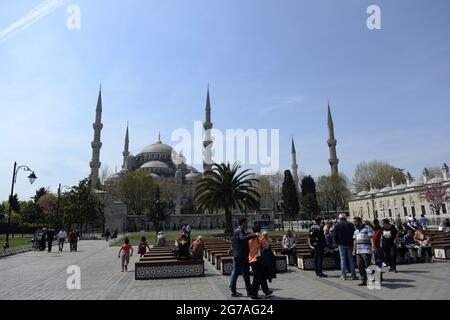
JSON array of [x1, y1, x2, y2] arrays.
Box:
[[9, 194, 20, 213], [195, 163, 260, 234], [282, 170, 300, 226], [301, 176, 317, 198], [301, 193, 321, 219], [119, 170, 156, 228], [63, 178, 103, 235], [316, 174, 352, 214]]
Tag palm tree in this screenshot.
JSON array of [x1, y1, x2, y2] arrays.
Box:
[[195, 162, 260, 234]]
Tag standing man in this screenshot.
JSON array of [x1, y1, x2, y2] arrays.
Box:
[[46, 228, 55, 253], [229, 218, 257, 297], [308, 217, 328, 278], [57, 228, 67, 252], [381, 219, 399, 273], [353, 217, 375, 286], [334, 214, 358, 280]]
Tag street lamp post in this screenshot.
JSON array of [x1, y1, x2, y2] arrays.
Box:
[[4, 162, 37, 250]]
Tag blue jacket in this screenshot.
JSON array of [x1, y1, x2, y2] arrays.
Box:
[[334, 220, 355, 247], [232, 226, 256, 259]]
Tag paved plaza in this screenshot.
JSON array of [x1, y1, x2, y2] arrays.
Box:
[[0, 240, 449, 300]]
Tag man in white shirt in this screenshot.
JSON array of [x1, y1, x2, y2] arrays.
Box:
[[57, 229, 67, 252]]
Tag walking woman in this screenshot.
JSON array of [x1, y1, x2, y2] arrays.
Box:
[[248, 224, 273, 299]]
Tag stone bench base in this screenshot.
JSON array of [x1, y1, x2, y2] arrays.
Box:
[[297, 256, 337, 270], [433, 247, 450, 260], [135, 260, 204, 280], [219, 255, 288, 275]]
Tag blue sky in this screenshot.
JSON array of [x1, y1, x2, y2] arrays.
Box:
[[0, 0, 449, 200]]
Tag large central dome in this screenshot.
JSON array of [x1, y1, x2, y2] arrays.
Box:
[[141, 133, 174, 155], [142, 141, 173, 154]]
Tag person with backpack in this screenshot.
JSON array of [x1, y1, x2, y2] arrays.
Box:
[[137, 236, 151, 258], [308, 217, 328, 278]]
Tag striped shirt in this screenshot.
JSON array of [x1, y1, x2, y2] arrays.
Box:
[[353, 225, 374, 254]]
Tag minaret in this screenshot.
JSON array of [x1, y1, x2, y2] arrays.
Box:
[[90, 86, 103, 186], [203, 85, 213, 173], [327, 103, 339, 176], [122, 123, 130, 169], [291, 137, 299, 189]]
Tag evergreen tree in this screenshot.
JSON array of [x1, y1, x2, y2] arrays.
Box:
[[282, 170, 300, 225], [300, 176, 320, 219], [301, 193, 321, 220], [301, 176, 317, 199], [9, 194, 20, 213]]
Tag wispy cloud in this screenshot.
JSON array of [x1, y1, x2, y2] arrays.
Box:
[[260, 95, 304, 114], [0, 0, 69, 43]]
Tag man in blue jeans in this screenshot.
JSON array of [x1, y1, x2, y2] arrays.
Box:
[[334, 214, 358, 280], [229, 218, 257, 297]]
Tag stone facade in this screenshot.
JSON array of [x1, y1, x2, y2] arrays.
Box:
[[349, 164, 450, 222]]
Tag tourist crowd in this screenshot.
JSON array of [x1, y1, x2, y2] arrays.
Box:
[[306, 214, 435, 286]]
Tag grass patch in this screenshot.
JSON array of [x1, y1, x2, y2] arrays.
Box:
[[0, 234, 34, 249]]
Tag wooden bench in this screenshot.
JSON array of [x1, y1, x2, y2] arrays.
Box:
[[135, 259, 204, 280]]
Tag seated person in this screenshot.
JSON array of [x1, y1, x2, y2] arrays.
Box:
[[414, 227, 432, 263], [190, 235, 204, 260], [155, 231, 166, 247], [282, 229, 297, 266], [174, 233, 190, 260], [404, 229, 418, 263]]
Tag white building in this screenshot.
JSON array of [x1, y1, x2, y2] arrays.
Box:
[[349, 164, 450, 223]]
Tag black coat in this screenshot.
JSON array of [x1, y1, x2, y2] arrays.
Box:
[[261, 248, 277, 280]]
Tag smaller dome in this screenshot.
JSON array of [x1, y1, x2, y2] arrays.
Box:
[[357, 190, 368, 196], [428, 177, 444, 184], [106, 171, 124, 182], [187, 166, 199, 174], [150, 173, 160, 179], [186, 171, 201, 182], [380, 186, 392, 192], [140, 161, 169, 169]]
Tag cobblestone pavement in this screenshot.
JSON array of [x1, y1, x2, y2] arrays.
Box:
[[0, 240, 449, 300]]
